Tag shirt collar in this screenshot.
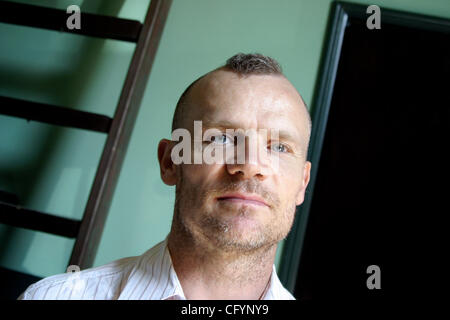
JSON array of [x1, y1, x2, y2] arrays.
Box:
[[119, 236, 289, 300]]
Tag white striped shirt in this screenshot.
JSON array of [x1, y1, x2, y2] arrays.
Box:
[[17, 236, 295, 300]]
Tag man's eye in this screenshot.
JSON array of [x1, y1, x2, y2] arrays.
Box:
[[270, 143, 289, 153], [211, 134, 232, 145]]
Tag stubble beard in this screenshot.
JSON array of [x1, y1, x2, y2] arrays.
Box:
[[171, 168, 297, 254]]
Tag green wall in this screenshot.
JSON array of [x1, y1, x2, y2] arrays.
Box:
[[1, 0, 449, 279]]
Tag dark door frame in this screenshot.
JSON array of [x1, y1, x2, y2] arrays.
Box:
[[278, 1, 450, 293]]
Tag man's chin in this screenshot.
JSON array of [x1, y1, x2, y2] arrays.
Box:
[[209, 237, 267, 252], [202, 225, 272, 252]]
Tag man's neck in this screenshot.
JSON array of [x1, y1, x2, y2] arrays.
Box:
[[167, 230, 277, 300]]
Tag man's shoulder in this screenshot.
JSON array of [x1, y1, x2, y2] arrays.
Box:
[[266, 266, 296, 300], [18, 255, 139, 300], [277, 286, 296, 300], [269, 281, 296, 300]]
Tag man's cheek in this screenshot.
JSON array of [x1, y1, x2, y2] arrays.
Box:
[[181, 166, 203, 186], [185, 163, 212, 179]]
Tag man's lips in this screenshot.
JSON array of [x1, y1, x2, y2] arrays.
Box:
[[216, 193, 269, 207]]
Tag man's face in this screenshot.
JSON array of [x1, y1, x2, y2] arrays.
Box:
[[168, 70, 311, 252]]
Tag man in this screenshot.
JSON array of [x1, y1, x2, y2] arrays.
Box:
[[18, 53, 311, 300]]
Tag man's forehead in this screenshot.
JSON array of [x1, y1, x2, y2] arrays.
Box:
[[194, 68, 298, 100], [185, 70, 309, 136]]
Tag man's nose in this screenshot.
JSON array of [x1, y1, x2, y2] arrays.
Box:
[[225, 140, 272, 179], [226, 162, 265, 179]]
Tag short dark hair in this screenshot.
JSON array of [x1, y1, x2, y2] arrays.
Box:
[[224, 53, 282, 75]]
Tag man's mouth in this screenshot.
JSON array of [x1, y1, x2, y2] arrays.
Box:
[[216, 193, 269, 207]]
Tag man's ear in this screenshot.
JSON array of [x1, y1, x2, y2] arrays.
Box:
[[158, 139, 177, 186], [295, 161, 311, 206]]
